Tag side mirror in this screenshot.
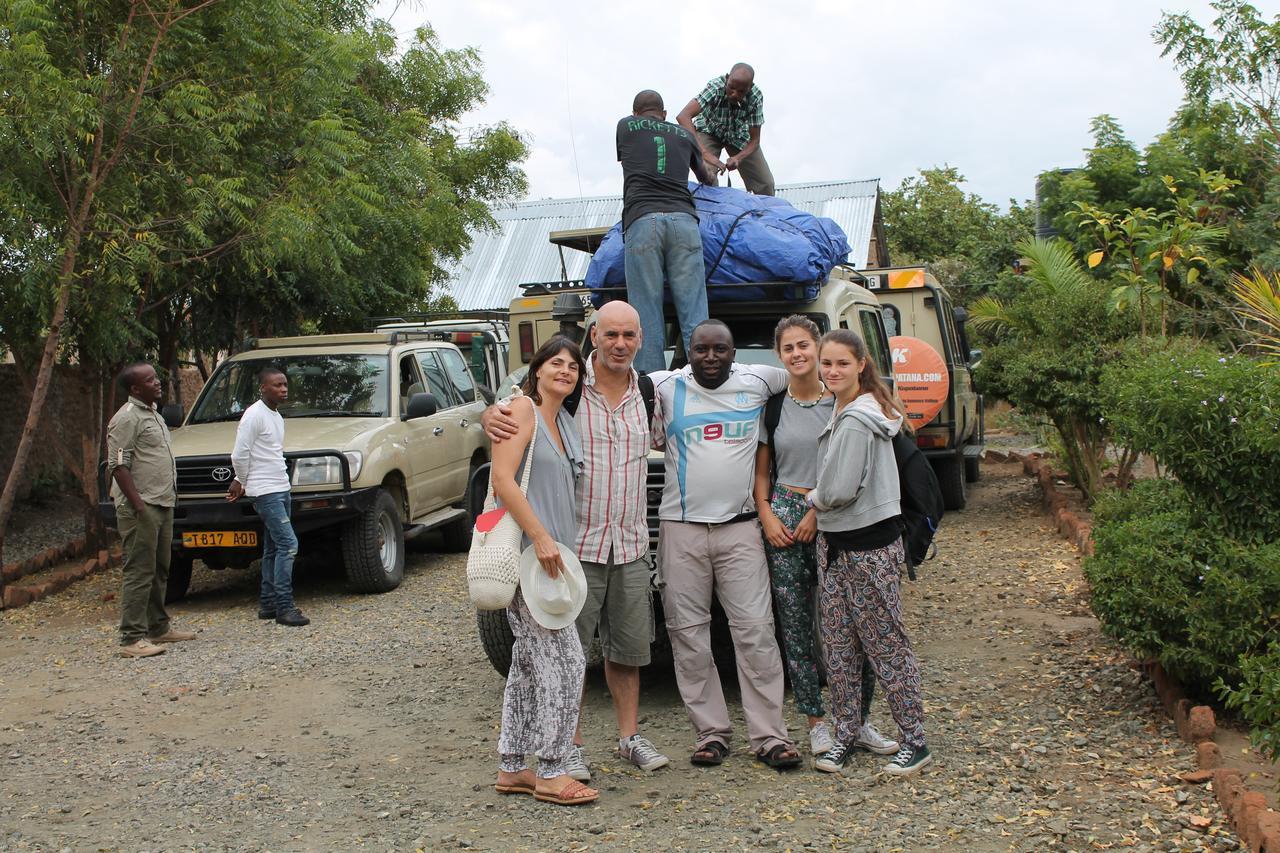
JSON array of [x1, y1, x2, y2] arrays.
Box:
[[161, 404, 184, 428], [406, 392, 439, 420], [477, 385, 496, 405]]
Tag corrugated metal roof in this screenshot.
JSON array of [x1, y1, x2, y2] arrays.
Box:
[[450, 178, 881, 310]]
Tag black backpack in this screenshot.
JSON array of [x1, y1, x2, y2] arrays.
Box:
[[892, 430, 945, 580], [763, 391, 943, 580]]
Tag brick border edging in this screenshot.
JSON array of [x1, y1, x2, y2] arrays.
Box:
[[989, 448, 1279, 852], [2, 536, 91, 585], [1, 544, 121, 610]]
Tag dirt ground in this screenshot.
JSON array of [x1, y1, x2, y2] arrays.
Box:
[[0, 462, 1247, 851]]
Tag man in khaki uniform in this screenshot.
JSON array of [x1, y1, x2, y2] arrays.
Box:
[[106, 363, 197, 657]]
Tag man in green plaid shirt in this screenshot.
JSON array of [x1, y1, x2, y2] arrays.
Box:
[[677, 63, 774, 196]]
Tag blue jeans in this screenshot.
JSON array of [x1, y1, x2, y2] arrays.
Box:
[[623, 211, 708, 374], [254, 490, 298, 613]]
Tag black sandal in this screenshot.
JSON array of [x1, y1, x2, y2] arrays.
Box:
[[756, 743, 802, 770], [690, 740, 729, 766]]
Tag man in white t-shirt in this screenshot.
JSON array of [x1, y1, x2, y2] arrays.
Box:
[[649, 319, 801, 769], [227, 367, 310, 627]]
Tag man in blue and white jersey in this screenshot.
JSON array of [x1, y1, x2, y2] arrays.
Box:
[[649, 319, 802, 769]]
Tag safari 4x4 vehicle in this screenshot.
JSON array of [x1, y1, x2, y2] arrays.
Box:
[[134, 332, 490, 602], [475, 229, 894, 674], [863, 266, 984, 510], [371, 317, 510, 403]]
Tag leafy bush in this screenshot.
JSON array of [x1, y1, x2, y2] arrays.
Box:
[[1220, 642, 1280, 764], [1084, 480, 1280, 693], [1101, 338, 1280, 542]]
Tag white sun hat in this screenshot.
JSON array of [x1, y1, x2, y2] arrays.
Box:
[[518, 542, 587, 629]]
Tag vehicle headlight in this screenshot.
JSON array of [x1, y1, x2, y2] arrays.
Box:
[[291, 452, 363, 486]]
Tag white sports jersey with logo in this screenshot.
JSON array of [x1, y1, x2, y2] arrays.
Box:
[[651, 364, 788, 523]]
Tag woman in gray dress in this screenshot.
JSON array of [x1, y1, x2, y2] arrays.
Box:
[[491, 337, 594, 805]]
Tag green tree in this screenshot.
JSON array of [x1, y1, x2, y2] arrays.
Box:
[[0, 0, 527, 579], [969, 238, 1137, 499], [880, 166, 1033, 298]]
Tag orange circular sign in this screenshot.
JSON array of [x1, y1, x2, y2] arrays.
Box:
[[889, 336, 949, 426]]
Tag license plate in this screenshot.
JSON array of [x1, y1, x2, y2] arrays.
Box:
[[182, 530, 258, 548]]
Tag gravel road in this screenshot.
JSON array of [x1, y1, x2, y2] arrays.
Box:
[[0, 462, 1240, 851]]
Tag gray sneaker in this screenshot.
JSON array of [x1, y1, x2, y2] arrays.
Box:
[[565, 744, 590, 782], [854, 723, 899, 755], [809, 721, 835, 756], [619, 734, 670, 771]]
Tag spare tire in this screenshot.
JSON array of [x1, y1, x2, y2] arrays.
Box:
[[477, 608, 514, 676]]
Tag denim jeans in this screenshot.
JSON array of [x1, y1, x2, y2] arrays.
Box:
[[624, 211, 708, 374], [254, 490, 298, 613]]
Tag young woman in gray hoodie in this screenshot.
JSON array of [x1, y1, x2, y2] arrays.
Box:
[[806, 329, 932, 777]]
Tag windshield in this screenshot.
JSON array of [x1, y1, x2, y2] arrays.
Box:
[[189, 354, 391, 424]]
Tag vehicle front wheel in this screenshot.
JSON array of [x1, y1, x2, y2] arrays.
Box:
[[477, 608, 514, 676], [935, 455, 968, 511], [165, 553, 194, 604], [341, 489, 405, 593]]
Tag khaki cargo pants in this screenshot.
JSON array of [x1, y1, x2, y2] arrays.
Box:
[[116, 502, 173, 644], [695, 130, 776, 197]]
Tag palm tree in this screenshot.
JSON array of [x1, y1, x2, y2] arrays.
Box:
[[1230, 268, 1280, 360]]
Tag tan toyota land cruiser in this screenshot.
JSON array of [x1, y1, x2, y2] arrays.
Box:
[[149, 331, 490, 602], [863, 266, 984, 510]]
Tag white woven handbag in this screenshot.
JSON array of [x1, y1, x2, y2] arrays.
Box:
[[466, 420, 537, 610]]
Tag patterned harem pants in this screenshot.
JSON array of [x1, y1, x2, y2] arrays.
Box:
[[817, 534, 926, 749], [498, 588, 586, 778], [765, 486, 875, 719]]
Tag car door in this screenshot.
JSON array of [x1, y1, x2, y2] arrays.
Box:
[[399, 352, 449, 515], [435, 344, 488, 491], [415, 348, 470, 507]]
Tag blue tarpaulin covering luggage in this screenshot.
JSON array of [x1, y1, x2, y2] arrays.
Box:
[[584, 184, 850, 304]]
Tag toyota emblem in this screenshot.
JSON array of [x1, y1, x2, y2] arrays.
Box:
[[211, 466, 233, 482]]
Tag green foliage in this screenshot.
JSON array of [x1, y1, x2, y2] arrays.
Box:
[[1219, 642, 1280, 764], [0, 0, 527, 369], [971, 238, 1134, 498], [1100, 338, 1280, 542], [880, 166, 1033, 299], [1085, 480, 1280, 693]]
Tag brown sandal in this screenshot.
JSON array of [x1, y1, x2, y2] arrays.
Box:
[[534, 780, 599, 806], [495, 770, 536, 796], [690, 740, 729, 766]]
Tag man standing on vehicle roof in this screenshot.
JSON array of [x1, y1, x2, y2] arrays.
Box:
[[227, 366, 310, 628], [650, 319, 802, 770], [482, 301, 672, 781], [617, 89, 717, 375], [106, 363, 199, 658], [677, 63, 775, 197]]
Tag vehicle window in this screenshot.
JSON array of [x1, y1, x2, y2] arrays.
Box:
[[437, 347, 478, 404], [859, 309, 891, 378], [417, 350, 462, 408], [940, 299, 963, 364], [882, 304, 901, 338], [400, 354, 426, 412], [651, 315, 826, 370], [188, 355, 390, 423]]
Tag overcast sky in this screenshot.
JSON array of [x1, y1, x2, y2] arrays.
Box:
[[375, 0, 1263, 210]]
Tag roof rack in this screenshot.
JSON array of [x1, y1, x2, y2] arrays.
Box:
[[519, 279, 588, 295], [368, 310, 507, 324]]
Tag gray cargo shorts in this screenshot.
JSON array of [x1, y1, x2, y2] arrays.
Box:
[[575, 555, 655, 667]]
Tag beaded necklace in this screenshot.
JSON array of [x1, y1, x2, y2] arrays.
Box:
[[787, 382, 829, 409]]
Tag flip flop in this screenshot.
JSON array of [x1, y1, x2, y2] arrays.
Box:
[[495, 772, 536, 796], [494, 781, 535, 796], [533, 780, 599, 806]]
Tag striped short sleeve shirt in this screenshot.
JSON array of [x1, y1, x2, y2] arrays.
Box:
[[572, 358, 651, 565]]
